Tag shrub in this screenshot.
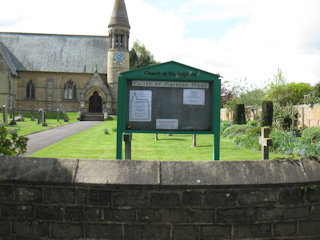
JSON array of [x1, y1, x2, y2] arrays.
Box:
[[302, 126, 320, 141], [222, 125, 252, 138], [293, 137, 320, 156], [0, 125, 28, 155], [261, 101, 273, 127], [233, 125, 261, 151], [220, 121, 231, 134], [270, 130, 296, 155], [234, 135, 260, 151], [246, 120, 258, 127], [232, 103, 246, 125]]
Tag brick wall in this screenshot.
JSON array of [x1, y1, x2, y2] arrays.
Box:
[[0, 156, 319, 240]]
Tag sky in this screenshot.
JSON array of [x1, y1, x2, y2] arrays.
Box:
[[1, 0, 320, 88]]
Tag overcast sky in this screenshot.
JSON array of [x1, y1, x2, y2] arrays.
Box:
[[1, 0, 320, 87]]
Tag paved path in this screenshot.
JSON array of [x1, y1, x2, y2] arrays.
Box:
[[24, 121, 102, 156]]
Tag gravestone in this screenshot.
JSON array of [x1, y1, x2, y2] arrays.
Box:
[[57, 108, 60, 122], [63, 111, 69, 122], [42, 112, 48, 127], [9, 108, 17, 126], [31, 109, 35, 121], [259, 127, 272, 160], [2, 105, 8, 125], [38, 109, 44, 125]]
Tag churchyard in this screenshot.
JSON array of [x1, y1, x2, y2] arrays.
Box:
[[2, 109, 320, 161], [1, 111, 78, 136], [9, 115, 285, 161]]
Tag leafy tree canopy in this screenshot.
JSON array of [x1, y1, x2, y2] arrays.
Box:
[[223, 79, 266, 108], [265, 69, 313, 106], [129, 41, 159, 69]]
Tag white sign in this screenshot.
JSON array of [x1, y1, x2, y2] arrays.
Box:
[[132, 80, 209, 89], [156, 119, 179, 130], [183, 89, 205, 105], [129, 90, 152, 122]]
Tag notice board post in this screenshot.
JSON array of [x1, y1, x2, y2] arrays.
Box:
[[116, 61, 221, 160]]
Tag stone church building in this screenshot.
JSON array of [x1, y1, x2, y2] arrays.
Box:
[[0, 0, 130, 119]]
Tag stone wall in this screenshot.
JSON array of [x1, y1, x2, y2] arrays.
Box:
[[221, 104, 320, 128], [0, 55, 11, 108], [16, 72, 106, 112], [0, 156, 320, 239]]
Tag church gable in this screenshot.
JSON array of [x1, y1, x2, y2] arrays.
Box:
[[80, 73, 112, 113]]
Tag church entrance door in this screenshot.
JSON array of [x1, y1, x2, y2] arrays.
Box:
[[89, 91, 102, 113]]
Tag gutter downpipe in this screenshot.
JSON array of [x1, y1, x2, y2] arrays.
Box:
[[56, 72, 59, 111]]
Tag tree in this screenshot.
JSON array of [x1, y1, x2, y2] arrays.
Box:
[[0, 125, 28, 155], [265, 69, 313, 106], [261, 101, 273, 127], [221, 84, 233, 108], [233, 103, 246, 125], [311, 82, 320, 104], [129, 41, 158, 69], [223, 78, 266, 108]]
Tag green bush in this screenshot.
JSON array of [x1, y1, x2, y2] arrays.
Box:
[[302, 126, 320, 141], [220, 121, 231, 134], [233, 125, 261, 151], [270, 130, 296, 155], [246, 120, 258, 127], [293, 137, 320, 156], [261, 100, 273, 127], [0, 125, 28, 155], [234, 135, 260, 151], [232, 103, 246, 125], [222, 125, 252, 138]]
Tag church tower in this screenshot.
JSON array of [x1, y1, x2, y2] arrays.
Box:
[[108, 0, 130, 113]]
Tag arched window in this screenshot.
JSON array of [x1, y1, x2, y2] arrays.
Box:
[[26, 80, 35, 99], [64, 80, 77, 100]]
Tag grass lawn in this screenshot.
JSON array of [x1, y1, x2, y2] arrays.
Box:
[[2, 112, 78, 136], [30, 118, 288, 161]]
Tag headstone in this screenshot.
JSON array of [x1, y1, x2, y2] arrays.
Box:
[[15, 114, 24, 122], [9, 108, 17, 126], [155, 133, 158, 141], [9, 107, 13, 118], [42, 111, 48, 127], [38, 109, 44, 125], [2, 105, 8, 125], [192, 134, 197, 147], [31, 109, 35, 121], [57, 108, 60, 122], [259, 127, 272, 160], [63, 111, 69, 122], [124, 133, 132, 160]]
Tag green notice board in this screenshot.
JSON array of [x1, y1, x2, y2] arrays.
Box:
[[116, 61, 221, 160]]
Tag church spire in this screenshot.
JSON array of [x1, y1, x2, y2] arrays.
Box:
[[108, 0, 130, 29]]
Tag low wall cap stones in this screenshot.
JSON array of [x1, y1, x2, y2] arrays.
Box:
[[0, 156, 319, 186]]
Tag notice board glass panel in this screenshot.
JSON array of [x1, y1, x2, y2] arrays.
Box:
[[126, 79, 212, 131]]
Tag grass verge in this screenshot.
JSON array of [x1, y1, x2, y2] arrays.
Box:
[[30, 118, 288, 161], [2, 112, 78, 136]]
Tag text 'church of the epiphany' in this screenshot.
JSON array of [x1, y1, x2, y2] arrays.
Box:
[[0, 0, 130, 120]]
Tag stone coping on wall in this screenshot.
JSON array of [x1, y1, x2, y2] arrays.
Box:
[[0, 156, 319, 186]]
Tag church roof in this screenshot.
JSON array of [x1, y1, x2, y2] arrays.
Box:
[[0, 32, 109, 74], [108, 0, 130, 29], [0, 41, 18, 76]]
